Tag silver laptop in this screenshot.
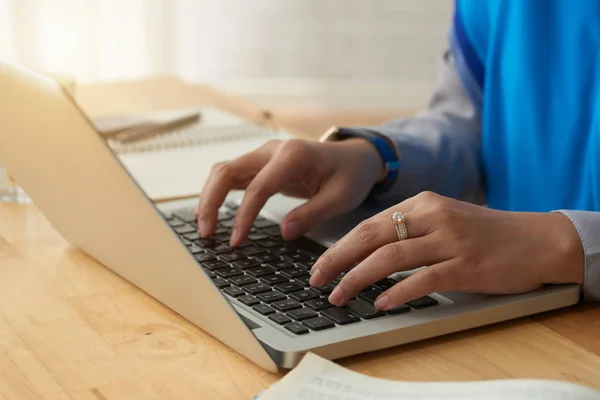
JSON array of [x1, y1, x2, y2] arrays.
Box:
[[0, 61, 580, 372]]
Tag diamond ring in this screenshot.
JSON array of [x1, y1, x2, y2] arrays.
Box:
[[391, 212, 408, 241]]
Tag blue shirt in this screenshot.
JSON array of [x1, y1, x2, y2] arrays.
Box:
[[453, 0, 600, 212]]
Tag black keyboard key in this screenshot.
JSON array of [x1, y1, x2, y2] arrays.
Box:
[[254, 219, 277, 229], [256, 239, 281, 248], [269, 313, 291, 325], [168, 219, 185, 228], [269, 245, 295, 255], [373, 278, 398, 291], [253, 304, 275, 315], [195, 253, 216, 263], [213, 278, 230, 289], [310, 283, 336, 295], [257, 291, 287, 303], [238, 295, 259, 306], [262, 226, 282, 237], [243, 282, 272, 295], [233, 259, 260, 269], [320, 307, 361, 325], [271, 299, 302, 312], [196, 238, 219, 248], [174, 225, 196, 235], [246, 266, 276, 277], [213, 233, 231, 242], [282, 252, 310, 263], [223, 287, 245, 297], [268, 260, 295, 270], [207, 244, 233, 255], [220, 219, 235, 228], [188, 244, 204, 254], [261, 274, 289, 285], [235, 239, 254, 248], [293, 275, 311, 286], [224, 209, 236, 218], [303, 317, 335, 331], [241, 245, 266, 256], [287, 308, 318, 321], [298, 260, 315, 270], [408, 296, 439, 309], [284, 322, 308, 335], [305, 298, 334, 310], [179, 237, 192, 246], [202, 259, 229, 270], [357, 289, 382, 304], [387, 304, 411, 315], [205, 270, 216, 279], [215, 267, 243, 278], [347, 299, 385, 319], [247, 232, 269, 241], [289, 290, 319, 302], [274, 282, 304, 294], [280, 267, 309, 279], [183, 232, 201, 241], [173, 209, 197, 222], [229, 275, 258, 287], [253, 253, 279, 264], [214, 227, 229, 235], [225, 200, 239, 210], [220, 251, 247, 262]]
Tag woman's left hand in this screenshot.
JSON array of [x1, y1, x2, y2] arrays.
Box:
[[309, 191, 584, 311]]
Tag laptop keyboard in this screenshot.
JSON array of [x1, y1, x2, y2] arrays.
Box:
[[162, 201, 438, 336]]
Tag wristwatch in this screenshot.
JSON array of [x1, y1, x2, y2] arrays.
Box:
[[319, 126, 400, 195]]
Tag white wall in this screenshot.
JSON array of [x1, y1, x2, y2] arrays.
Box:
[[0, 0, 453, 108], [174, 0, 453, 107]]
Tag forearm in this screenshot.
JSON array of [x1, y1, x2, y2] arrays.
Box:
[[368, 51, 484, 205], [556, 210, 600, 301]]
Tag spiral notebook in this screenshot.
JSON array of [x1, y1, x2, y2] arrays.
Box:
[[106, 108, 288, 201]]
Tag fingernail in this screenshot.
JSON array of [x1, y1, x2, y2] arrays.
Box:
[[374, 294, 389, 310], [283, 220, 300, 239], [230, 228, 240, 246], [309, 268, 323, 287], [328, 286, 344, 305], [198, 219, 208, 237]]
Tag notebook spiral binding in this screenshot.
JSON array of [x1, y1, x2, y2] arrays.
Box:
[[108, 122, 281, 155]]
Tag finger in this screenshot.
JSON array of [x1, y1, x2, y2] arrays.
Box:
[[373, 260, 457, 310], [327, 235, 447, 306], [280, 175, 353, 241], [310, 207, 427, 287], [231, 151, 307, 246], [196, 150, 270, 237]]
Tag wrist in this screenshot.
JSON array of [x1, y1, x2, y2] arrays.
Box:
[[338, 138, 384, 187], [538, 213, 585, 286]]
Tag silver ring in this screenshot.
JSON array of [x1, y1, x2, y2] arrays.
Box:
[[391, 212, 408, 241]]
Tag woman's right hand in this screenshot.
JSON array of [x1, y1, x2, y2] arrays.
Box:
[[195, 137, 384, 247]]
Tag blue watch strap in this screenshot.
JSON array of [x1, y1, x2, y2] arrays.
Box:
[[333, 127, 400, 195]]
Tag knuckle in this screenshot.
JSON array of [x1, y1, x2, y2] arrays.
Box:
[[279, 139, 310, 159], [415, 190, 440, 203], [419, 268, 441, 292], [356, 219, 380, 244], [245, 183, 269, 200], [377, 243, 404, 263], [210, 161, 231, 178]]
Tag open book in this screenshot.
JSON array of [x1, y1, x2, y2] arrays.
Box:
[[257, 353, 600, 400], [99, 107, 287, 201]]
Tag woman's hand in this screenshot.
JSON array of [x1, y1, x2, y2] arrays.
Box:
[[196, 138, 383, 246], [309, 191, 585, 310]]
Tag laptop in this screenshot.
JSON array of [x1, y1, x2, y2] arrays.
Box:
[[0, 61, 580, 372]]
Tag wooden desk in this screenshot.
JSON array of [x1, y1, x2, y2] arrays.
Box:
[[2, 80, 600, 400]]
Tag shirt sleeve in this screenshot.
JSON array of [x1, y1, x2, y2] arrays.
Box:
[[366, 50, 484, 206], [555, 210, 600, 302]]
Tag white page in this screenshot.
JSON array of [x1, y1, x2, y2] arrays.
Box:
[[259, 353, 600, 400]]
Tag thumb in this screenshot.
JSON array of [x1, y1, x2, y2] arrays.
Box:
[[280, 179, 355, 240]]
